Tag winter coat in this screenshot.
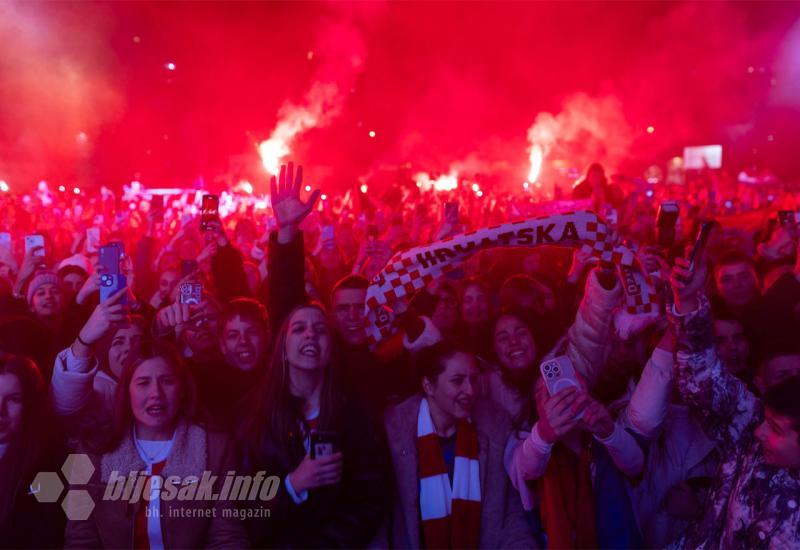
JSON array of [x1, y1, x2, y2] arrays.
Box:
[[381, 394, 535, 549], [669, 296, 800, 549], [64, 421, 249, 549]]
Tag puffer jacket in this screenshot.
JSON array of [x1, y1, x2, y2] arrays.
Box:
[[482, 267, 622, 421]]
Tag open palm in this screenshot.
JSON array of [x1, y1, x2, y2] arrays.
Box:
[[270, 162, 320, 229]]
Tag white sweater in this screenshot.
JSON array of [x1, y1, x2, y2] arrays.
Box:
[[50, 347, 117, 417]]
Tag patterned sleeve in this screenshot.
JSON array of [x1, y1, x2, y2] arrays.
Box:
[[669, 295, 761, 451]]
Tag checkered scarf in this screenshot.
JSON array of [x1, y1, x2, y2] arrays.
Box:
[[365, 210, 657, 348], [417, 398, 481, 549]]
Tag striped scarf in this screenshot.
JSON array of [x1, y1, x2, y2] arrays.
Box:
[[417, 398, 481, 549]]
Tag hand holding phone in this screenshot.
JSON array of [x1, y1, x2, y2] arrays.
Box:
[[289, 441, 343, 493], [179, 282, 203, 305], [656, 201, 680, 249], [99, 244, 122, 275], [687, 221, 714, 273], [200, 194, 220, 231], [25, 235, 45, 257], [310, 431, 339, 459], [86, 227, 101, 254], [99, 273, 128, 305]]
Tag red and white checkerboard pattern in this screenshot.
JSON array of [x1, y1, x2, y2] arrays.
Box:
[[366, 210, 658, 347]]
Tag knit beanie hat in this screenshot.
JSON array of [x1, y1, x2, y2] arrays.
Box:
[[26, 270, 61, 305], [58, 253, 92, 275]]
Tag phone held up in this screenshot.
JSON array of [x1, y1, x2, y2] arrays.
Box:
[[179, 282, 203, 305], [539, 356, 584, 419], [99, 243, 128, 305], [24, 234, 45, 257], [656, 201, 680, 249], [200, 194, 220, 231]]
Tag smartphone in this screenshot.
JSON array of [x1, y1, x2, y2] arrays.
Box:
[[100, 273, 128, 304], [0, 233, 10, 251], [310, 431, 339, 459], [688, 221, 714, 272], [540, 356, 584, 419], [99, 244, 122, 275], [367, 224, 379, 241], [179, 282, 203, 305], [24, 235, 45, 257], [540, 356, 582, 396], [656, 201, 680, 248], [86, 227, 101, 254], [200, 194, 220, 231], [181, 259, 199, 278]]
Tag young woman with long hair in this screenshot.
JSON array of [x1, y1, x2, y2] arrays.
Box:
[[64, 340, 248, 548], [238, 303, 390, 548], [0, 353, 66, 548]]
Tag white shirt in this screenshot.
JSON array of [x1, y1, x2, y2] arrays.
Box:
[[134, 431, 175, 550]]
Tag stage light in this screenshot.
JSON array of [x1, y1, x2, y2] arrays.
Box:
[[321, 194, 327, 201], [471, 183, 480, 192], [133, 36, 141, 44], [360, 184, 368, 194], [307, 51, 314, 60], [647, 126, 655, 134], [0, 181, 8, 193], [477, 190, 484, 198], [165, 62, 176, 71], [58, 185, 66, 192], [305, 185, 312, 192], [523, 182, 530, 190], [73, 187, 80, 195], [368, 130, 376, 138]]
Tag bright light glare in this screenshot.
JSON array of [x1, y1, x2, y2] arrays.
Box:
[[0, 181, 8, 193], [528, 144, 543, 183], [73, 187, 80, 195], [360, 184, 368, 194], [368, 130, 376, 138]]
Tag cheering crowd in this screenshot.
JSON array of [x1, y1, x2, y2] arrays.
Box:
[[0, 160, 799, 549]]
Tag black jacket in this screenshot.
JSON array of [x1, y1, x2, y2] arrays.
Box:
[[247, 395, 391, 548]]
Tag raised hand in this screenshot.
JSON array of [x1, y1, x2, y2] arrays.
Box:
[[74, 287, 130, 356], [155, 302, 195, 332], [537, 385, 589, 444], [76, 271, 101, 306], [670, 255, 707, 314], [271, 162, 320, 243]]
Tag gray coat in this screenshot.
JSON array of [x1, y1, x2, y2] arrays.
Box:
[[380, 394, 536, 549]]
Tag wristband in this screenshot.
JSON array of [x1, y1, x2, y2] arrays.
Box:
[[77, 333, 94, 348]]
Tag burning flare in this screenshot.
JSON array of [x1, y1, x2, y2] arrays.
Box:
[[414, 171, 459, 192], [527, 144, 543, 184]]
